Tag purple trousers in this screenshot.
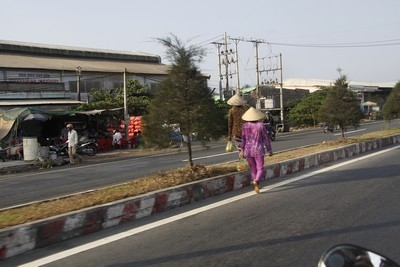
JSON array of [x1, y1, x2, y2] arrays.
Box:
[[246, 156, 265, 182]]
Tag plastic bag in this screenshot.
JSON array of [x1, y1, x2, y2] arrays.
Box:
[[236, 158, 248, 171], [225, 141, 233, 152]]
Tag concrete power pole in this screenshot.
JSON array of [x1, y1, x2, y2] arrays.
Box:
[[212, 41, 224, 101], [252, 40, 261, 98], [123, 68, 129, 147], [249, 40, 285, 130], [279, 53, 284, 128], [223, 32, 229, 96], [230, 37, 242, 95], [217, 32, 240, 99]]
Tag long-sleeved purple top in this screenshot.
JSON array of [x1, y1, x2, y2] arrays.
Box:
[[241, 121, 272, 157]]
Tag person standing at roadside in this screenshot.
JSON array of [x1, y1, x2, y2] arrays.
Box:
[[66, 124, 80, 165], [240, 107, 273, 193], [112, 129, 123, 149], [227, 94, 248, 157]]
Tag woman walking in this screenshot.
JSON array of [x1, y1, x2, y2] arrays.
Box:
[[227, 94, 248, 157], [240, 107, 273, 193]]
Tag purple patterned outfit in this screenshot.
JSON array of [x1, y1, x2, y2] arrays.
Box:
[[241, 121, 272, 183]]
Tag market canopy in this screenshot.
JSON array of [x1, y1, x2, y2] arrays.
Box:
[[23, 113, 51, 122], [0, 107, 124, 141], [0, 107, 75, 121], [363, 101, 377, 106], [0, 117, 15, 141], [0, 107, 73, 140], [0, 107, 124, 121], [74, 107, 123, 116]]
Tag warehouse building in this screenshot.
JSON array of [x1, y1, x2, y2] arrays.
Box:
[[0, 39, 169, 109]]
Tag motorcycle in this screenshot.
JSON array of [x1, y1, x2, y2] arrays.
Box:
[[318, 244, 399, 267], [49, 138, 98, 159], [0, 147, 6, 162], [322, 122, 340, 134], [323, 125, 334, 134], [48, 143, 67, 166], [265, 123, 276, 141], [77, 138, 98, 156]]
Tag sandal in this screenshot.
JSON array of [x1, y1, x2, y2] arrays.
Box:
[[253, 181, 260, 194]]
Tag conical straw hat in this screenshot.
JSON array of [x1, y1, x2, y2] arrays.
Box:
[[227, 94, 247, 106], [241, 107, 265, 121]]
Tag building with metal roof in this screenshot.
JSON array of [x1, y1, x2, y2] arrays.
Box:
[[0, 39, 170, 109]]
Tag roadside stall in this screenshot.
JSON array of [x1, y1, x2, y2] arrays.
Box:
[[0, 107, 65, 161], [0, 107, 128, 161]]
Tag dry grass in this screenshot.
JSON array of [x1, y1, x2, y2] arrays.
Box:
[[0, 128, 399, 229]]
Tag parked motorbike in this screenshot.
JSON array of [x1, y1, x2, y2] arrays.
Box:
[[0, 147, 6, 162], [48, 143, 68, 165], [318, 244, 399, 267], [77, 138, 98, 156], [265, 123, 276, 141], [49, 138, 98, 158]]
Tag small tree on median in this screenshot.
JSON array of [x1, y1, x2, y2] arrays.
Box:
[[382, 81, 400, 121], [142, 34, 225, 168], [318, 75, 363, 138]]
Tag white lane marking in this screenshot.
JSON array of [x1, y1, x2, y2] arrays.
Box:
[[333, 128, 366, 136], [18, 145, 399, 267], [0, 153, 171, 180], [182, 152, 236, 161]]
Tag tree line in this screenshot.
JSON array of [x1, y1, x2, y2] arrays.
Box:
[[288, 76, 400, 136], [76, 34, 400, 167]]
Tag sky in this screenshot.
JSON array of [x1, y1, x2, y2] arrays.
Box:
[[1, 0, 400, 91]]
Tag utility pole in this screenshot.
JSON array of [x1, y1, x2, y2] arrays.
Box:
[[230, 37, 243, 95], [215, 34, 283, 121], [123, 68, 129, 147], [223, 32, 229, 96], [259, 53, 285, 130], [247, 39, 285, 130], [212, 41, 224, 101], [279, 53, 284, 127], [251, 40, 261, 98], [76, 66, 82, 101], [218, 32, 238, 99]]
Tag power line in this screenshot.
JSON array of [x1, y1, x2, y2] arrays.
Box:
[[197, 35, 224, 47], [268, 38, 400, 48]]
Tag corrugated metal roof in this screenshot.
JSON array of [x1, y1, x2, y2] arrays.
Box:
[[0, 39, 161, 63], [0, 53, 170, 74], [0, 99, 84, 106]]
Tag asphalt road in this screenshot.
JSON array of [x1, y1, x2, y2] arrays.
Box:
[[0, 119, 398, 209], [5, 143, 400, 266]]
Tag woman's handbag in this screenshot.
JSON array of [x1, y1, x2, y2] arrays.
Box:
[[226, 141, 233, 152]]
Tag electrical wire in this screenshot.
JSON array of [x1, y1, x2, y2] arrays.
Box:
[[268, 38, 400, 48]]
